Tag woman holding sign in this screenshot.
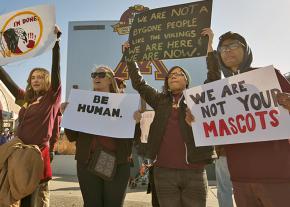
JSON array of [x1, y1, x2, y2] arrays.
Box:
[[0, 26, 61, 207], [123, 28, 218, 207], [64, 66, 135, 207]]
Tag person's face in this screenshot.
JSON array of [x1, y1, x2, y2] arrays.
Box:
[[30, 70, 46, 92], [220, 39, 244, 71], [92, 68, 112, 92], [167, 68, 187, 93]]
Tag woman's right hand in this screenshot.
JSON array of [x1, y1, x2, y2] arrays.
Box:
[[60, 102, 69, 114], [122, 41, 130, 53], [133, 111, 142, 123], [54, 25, 62, 39], [185, 107, 195, 126]]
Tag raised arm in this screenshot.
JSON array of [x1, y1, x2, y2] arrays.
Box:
[[50, 110, 62, 152], [123, 42, 161, 109], [127, 61, 163, 109], [0, 66, 24, 100], [201, 28, 221, 83], [204, 51, 221, 83], [51, 26, 61, 92]]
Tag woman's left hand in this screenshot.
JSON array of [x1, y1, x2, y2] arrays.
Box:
[[134, 111, 142, 123], [185, 107, 195, 126], [54, 25, 62, 39]]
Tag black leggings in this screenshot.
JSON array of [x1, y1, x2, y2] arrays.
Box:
[[77, 162, 130, 207]]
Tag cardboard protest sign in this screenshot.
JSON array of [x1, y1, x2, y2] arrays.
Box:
[[184, 66, 290, 146], [125, 0, 212, 62], [61, 89, 139, 138], [139, 111, 155, 143], [0, 5, 56, 66]]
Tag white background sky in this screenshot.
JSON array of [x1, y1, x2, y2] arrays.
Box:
[[1, 0, 290, 100]]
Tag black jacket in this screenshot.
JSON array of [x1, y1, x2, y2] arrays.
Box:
[[65, 129, 134, 164], [126, 53, 218, 164]]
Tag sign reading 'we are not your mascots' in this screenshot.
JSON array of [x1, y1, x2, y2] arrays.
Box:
[[184, 66, 290, 146]]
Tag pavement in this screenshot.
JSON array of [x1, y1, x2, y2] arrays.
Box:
[[49, 175, 220, 207]]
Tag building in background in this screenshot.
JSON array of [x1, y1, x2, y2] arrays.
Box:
[[284, 72, 290, 82], [0, 81, 20, 131], [65, 20, 208, 100]]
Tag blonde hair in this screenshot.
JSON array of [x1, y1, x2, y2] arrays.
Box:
[[25, 68, 51, 103], [93, 65, 119, 93]]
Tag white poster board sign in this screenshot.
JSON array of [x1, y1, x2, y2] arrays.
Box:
[[0, 5, 56, 66], [140, 111, 155, 143], [61, 89, 139, 138], [184, 66, 290, 146]]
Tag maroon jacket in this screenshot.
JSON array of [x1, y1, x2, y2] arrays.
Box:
[[0, 42, 61, 182], [225, 70, 290, 183]]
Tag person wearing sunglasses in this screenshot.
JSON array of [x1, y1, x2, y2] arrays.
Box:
[[122, 27, 218, 207], [206, 31, 290, 207], [64, 66, 135, 207]]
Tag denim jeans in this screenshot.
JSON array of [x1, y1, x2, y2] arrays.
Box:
[[215, 156, 234, 207], [154, 167, 208, 207]]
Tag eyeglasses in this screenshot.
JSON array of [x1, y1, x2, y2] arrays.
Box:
[[91, 72, 109, 79], [168, 72, 185, 79], [218, 41, 245, 53]]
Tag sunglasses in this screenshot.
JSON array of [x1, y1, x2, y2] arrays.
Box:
[[218, 41, 245, 53], [91, 72, 110, 79]]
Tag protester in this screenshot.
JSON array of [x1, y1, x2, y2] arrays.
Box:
[[0, 128, 11, 145], [0, 26, 61, 207], [49, 109, 62, 162], [64, 66, 135, 207], [115, 76, 160, 206], [123, 28, 218, 207], [214, 145, 234, 207], [115, 77, 141, 188], [211, 31, 290, 206], [209, 27, 234, 207], [0, 134, 6, 145]]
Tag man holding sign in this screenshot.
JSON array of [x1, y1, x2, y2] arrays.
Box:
[[211, 31, 290, 206]]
